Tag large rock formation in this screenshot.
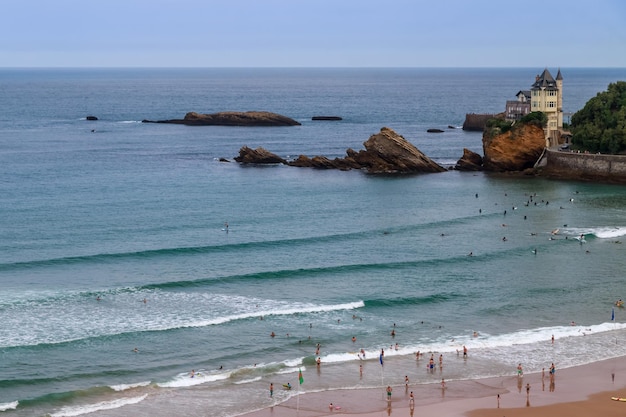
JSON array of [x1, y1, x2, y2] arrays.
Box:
[[143, 111, 301, 126], [234, 146, 287, 164], [455, 148, 483, 171], [352, 127, 446, 174], [482, 123, 545, 171], [234, 127, 446, 174]]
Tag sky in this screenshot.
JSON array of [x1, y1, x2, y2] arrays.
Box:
[[1, 0, 625, 68]]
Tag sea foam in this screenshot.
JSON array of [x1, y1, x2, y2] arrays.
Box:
[[0, 401, 18, 411], [109, 381, 151, 391], [48, 395, 147, 417]]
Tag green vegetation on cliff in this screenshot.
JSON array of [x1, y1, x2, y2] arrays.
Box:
[[571, 81, 626, 154], [484, 111, 547, 138]]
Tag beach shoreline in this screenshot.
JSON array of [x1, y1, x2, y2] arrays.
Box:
[[239, 356, 626, 417]]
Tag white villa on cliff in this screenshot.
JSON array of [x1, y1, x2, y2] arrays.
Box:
[[506, 68, 563, 147]]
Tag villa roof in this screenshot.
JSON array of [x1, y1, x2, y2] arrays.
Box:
[[531, 68, 559, 90]]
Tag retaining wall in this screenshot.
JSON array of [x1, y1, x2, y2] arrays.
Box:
[[545, 149, 626, 181]]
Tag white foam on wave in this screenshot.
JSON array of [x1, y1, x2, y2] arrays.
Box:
[[234, 376, 262, 385], [0, 401, 18, 411], [592, 227, 626, 239], [1, 289, 365, 348], [118, 120, 142, 124], [109, 381, 151, 391], [563, 226, 626, 239], [157, 370, 230, 388], [48, 395, 147, 417], [320, 320, 626, 366], [173, 300, 365, 330], [275, 366, 301, 376], [284, 357, 305, 368]]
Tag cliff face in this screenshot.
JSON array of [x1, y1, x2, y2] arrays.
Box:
[[482, 124, 545, 171]]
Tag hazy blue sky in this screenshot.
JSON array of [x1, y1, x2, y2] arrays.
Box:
[[1, 0, 625, 67]]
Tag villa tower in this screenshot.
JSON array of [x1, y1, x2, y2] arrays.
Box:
[[530, 68, 563, 146]]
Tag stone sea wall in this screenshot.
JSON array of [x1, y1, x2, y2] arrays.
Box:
[[543, 149, 626, 182]]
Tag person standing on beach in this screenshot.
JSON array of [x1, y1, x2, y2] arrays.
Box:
[[405, 375, 409, 388], [269, 383, 273, 397], [409, 391, 415, 408], [386, 385, 392, 402], [463, 345, 467, 358], [517, 363, 523, 377]]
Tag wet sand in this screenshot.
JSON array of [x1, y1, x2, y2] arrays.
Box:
[[240, 356, 626, 417]]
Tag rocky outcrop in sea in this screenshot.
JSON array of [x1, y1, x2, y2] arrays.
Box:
[[482, 123, 545, 171], [235, 127, 446, 174], [142, 111, 301, 126]]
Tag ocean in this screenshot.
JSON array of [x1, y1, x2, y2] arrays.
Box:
[[1, 67, 626, 417]]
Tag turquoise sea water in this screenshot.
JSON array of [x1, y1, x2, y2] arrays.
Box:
[[2, 68, 626, 417]]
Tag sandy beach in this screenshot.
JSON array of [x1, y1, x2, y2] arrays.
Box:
[[241, 356, 626, 417]]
